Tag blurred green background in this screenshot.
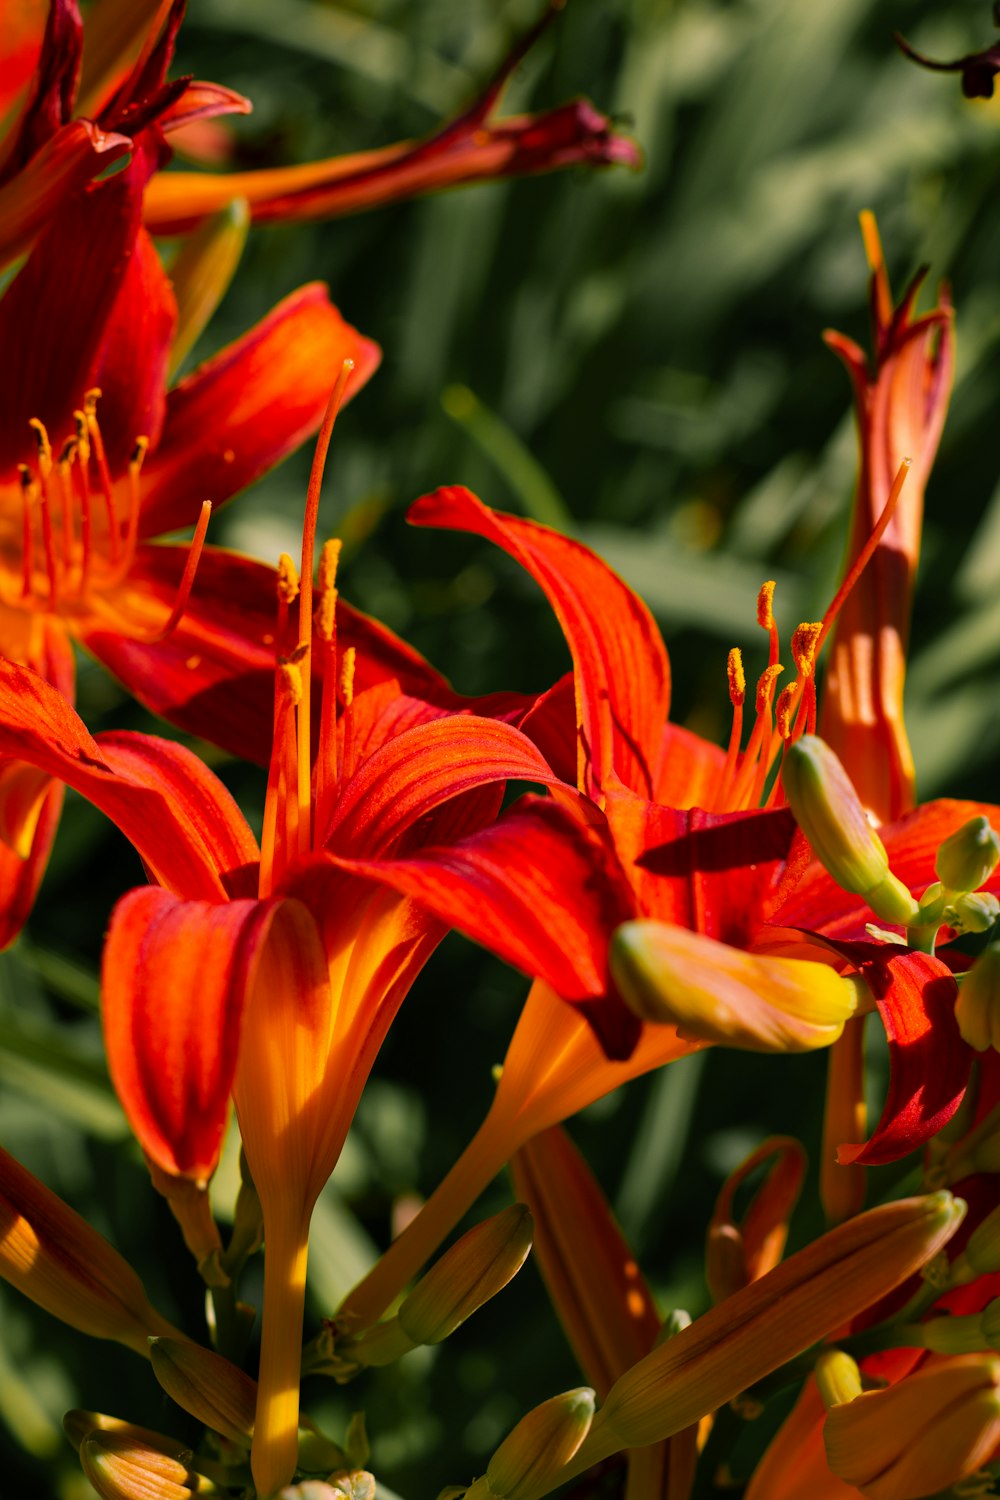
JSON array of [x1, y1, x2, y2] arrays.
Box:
[[4, 1, 1000, 1495]]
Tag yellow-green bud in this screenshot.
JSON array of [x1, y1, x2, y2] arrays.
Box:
[[951, 1205, 1000, 1285], [814, 1349, 863, 1408], [952, 892, 1000, 934], [465, 1389, 596, 1500], [955, 945, 1000, 1054], [781, 738, 920, 925], [936, 817, 1000, 895], [918, 1299, 1000, 1355], [149, 1336, 256, 1446], [398, 1205, 533, 1346], [79, 1430, 200, 1500]]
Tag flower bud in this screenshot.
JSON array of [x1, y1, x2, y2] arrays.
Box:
[[0, 1145, 180, 1355], [823, 1355, 1000, 1499], [580, 1194, 963, 1459], [952, 891, 1000, 934], [63, 1412, 190, 1461], [955, 945, 1000, 1054], [149, 1336, 256, 1445], [918, 1299, 1000, 1355], [936, 817, 1000, 895], [951, 1204, 1000, 1284], [398, 1203, 533, 1345], [610, 922, 859, 1052], [465, 1389, 596, 1500], [814, 1349, 863, 1408], [79, 1429, 201, 1500], [781, 738, 920, 925]]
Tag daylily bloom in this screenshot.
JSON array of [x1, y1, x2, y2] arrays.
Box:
[[0, 137, 394, 949], [0, 0, 250, 268], [0, 397, 634, 1494], [142, 3, 640, 236], [332, 489, 1000, 1327], [820, 214, 954, 826]]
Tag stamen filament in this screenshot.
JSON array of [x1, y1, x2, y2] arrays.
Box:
[[260, 560, 299, 899], [84, 390, 121, 566], [105, 438, 148, 589], [17, 467, 35, 601], [295, 361, 354, 860], [816, 458, 911, 656], [314, 539, 341, 842], [138, 502, 212, 644], [56, 442, 76, 587], [715, 648, 745, 812]]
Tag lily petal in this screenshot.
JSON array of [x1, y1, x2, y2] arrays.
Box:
[[833, 945, 969, 1166], [103, 887, 281, 1180], [0, 0, 82, 179], [137, 284, 381, 536], [0, 118, 131, 271], [0, 659, 257, 901], [410, 487, 670, 801]]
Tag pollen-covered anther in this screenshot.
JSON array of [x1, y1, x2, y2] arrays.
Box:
[[339, 646, 356, 708], [755, 662, 784, 716], [775, 682, 798, 741], [28, 417, 52, 473], [727, 648, 745, 706], [279, 659, 304, 707], [276, 553, 300, 604], [757, 581, 776, 631], [792, 622, 823, 677]]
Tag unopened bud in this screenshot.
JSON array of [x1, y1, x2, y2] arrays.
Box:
[[0, 1145, 180, 1355], [936, 818, 1000, 895], [610, 922, 859, 1052], [815, 1349, 863, 1408], [150, 1336, 256, 1445], [955, 945, 1000, 1054], [918, 1299, 1000, 1355], [952, 892, 1000, 934], [398, 1204, 533, 1345], [280, 1476, 375, 1500], [781, 738, 920, 925], [465, 1389, 596, 1500], [79, 1430, 200, 1500], [823, 1355, 1000, 1499], [579, 1194, 963, 1459], [952, 1204, 1000, 1284], [63, 1412, 190, 1461]]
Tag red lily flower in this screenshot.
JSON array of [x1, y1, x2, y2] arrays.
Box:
[[142, 3, 640, 236], [326, 489, 1000, 1152], [0, 0, 250, 268], [0, 393, 635, 1492], [0, 136, 393, 948], [820, 214, 954, 826]]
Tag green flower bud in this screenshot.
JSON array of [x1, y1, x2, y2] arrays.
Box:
[[955, 945, 1000, 1054], [781, 738, 920, 925], [936, 817, 1000, 895], [951, 892, 1000, 935], [465, 1389, 596, 1500], [815, 1349, 863, 1408], [398, 1205, 533, 1346]]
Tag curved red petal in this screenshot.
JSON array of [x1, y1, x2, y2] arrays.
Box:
[[325, 794, 636, 1006], [654, 723, 726, 810], [323, 713, 567, 858], [103, 887, 279, 1179], [0, 659, 257, 900], [137, 284, 381, 537], [159, 80, 252, 131], [835, 947, 969, 1166], [409, 487, 670, 802], [89, 225, 177, 470], [0, 135, 144, 466], [80, 544, 456, 765], [0, 119, 131, 271], [0, 0, 82, 176]]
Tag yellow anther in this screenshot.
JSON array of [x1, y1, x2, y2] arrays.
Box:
[[73, 411, 91, 465], [17, 464, 33, 493], [83, 388, 102, 414], [318, 537, 342, 594], [775, 683, 798, 740], [727, 648, 745, 707], [756, 581, 776, 631], [317, 586, 336, 643], [791, 622, 823, 677], [129, 436, 149, 470], [755, 662, 784, 716], [339, 646, 356, 708], [277, 554, 299, 604], [57, 437, 77, 467], [279, 660, 303, 707], [28, 418, 52, 471]]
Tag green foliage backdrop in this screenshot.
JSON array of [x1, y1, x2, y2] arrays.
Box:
[[3, 2, 1000, 1495]]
